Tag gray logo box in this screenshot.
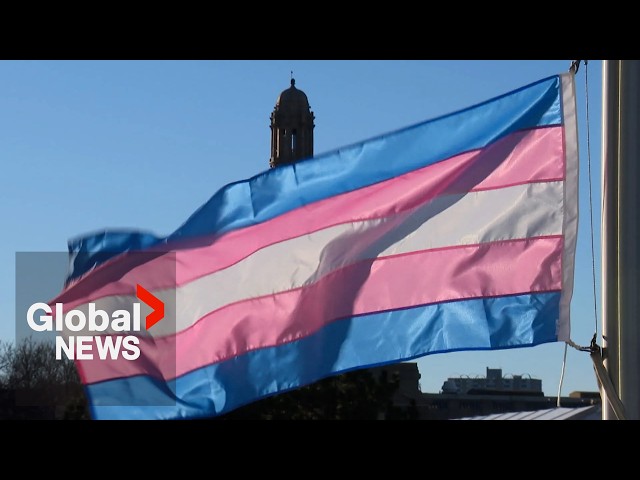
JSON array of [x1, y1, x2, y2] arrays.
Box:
[[14, 251, 177, 412]]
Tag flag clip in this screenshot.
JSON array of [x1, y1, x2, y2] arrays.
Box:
[[569, 60, 588, 75], [569, 60, 581, 74]]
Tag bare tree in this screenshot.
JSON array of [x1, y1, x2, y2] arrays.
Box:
[[0, 337, 88, 419]]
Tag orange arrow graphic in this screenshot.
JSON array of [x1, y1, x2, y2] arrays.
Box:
[[136, 284, 165, 330]]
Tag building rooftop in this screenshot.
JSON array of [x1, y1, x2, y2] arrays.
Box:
[[455, 404, 602, 420]]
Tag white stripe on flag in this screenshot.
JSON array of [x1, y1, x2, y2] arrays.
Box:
[[64, 180, 564, 338]]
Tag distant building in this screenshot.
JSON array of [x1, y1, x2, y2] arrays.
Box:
[[373, 363, 601, 420], [441, 367, 543, 396], [569, 391, 601, 400]]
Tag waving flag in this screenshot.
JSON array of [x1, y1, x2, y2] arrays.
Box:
[[52, 73, 578, 420]]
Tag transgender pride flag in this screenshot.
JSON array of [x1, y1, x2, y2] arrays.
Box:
[[52, 72, 578, 420]]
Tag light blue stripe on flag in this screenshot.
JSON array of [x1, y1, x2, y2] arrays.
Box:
[[86, 292, 560, 420]]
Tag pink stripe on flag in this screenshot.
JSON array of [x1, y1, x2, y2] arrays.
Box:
[[78, 236, 563, 384], [54, 126, 565, 307]]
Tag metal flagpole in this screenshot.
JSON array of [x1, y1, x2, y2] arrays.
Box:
[[602, 60, 640, 420]]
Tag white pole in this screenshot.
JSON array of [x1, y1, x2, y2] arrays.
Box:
[[601, 59, 619, 420]]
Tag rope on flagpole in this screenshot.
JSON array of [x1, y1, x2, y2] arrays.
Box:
[[582, 60, 600, 339], [557, 343, 569, 407], [589, 341, 627, 420], [564, 335, 626, 419]]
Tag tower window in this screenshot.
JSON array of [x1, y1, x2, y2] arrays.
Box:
[[291, 129, 297, 152]]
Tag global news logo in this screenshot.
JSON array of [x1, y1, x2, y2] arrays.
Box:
[[25, 284, 164, 361]]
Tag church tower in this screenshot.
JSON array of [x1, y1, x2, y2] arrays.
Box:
[[269, 78, 315, 168]]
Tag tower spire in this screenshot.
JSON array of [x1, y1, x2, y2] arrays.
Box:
[[269, 77, 315, 168]]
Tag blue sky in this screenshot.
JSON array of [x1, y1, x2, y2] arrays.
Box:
[[0, 60, 601, 396]]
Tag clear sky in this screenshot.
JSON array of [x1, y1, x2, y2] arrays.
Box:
[[0, 60, 602, 396]]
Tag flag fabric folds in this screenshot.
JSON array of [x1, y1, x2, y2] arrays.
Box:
[[53, 73, 578, 420]]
